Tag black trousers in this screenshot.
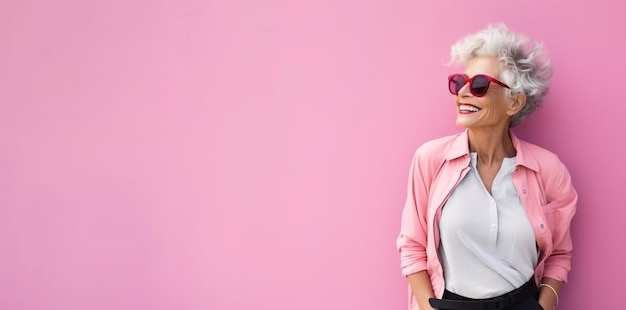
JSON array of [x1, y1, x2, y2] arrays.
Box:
[[439, 285, 545, 310]]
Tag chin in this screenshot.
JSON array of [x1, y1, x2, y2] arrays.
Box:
[[455, 118, 473, 129]]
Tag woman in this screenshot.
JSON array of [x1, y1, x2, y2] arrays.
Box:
[[396, 24, 577, 310]]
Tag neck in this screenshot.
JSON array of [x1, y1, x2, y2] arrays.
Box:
[[467, 127, 516, 166]]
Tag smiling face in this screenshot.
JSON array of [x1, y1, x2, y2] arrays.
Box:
[[455, 56, 522, 130]]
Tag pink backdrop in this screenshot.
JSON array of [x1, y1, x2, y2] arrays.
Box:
[[1, 0, 624, 309]]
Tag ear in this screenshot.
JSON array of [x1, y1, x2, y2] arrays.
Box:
[[507, 93, 526, 116]]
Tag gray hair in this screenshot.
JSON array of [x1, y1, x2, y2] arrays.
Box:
[[449, 23, 553, 127]]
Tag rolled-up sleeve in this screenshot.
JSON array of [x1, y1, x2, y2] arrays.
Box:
[[542, 159, 578, 282], [397, 149, 431, 276]]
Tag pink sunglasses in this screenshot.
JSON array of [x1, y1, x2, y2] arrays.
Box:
[[448, 74, 510, 97]]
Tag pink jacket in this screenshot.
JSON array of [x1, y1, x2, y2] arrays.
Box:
[[396, 130, 577, 310]]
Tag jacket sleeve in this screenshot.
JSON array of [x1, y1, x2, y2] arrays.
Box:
[[396, 147, 432, 276], [542, 159, 578, 282]]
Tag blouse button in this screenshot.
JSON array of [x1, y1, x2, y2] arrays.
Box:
[[540, 224, 545, 228]]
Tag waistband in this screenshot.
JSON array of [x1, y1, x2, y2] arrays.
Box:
[[428, 278, 538, 310]]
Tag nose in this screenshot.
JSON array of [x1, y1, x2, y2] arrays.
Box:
[[457, 81, 473, 97]]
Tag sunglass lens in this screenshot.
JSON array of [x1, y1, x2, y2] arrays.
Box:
[[471, 76, 489, 96], [449, 75, 465, 95]]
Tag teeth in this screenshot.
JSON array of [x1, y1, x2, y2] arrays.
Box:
[[459, 105, 480, 112]]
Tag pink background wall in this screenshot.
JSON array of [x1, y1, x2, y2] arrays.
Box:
[[1, 0, 624, 309]]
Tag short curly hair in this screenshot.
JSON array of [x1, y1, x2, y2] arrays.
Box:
[[449, 23, 553, 127]]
